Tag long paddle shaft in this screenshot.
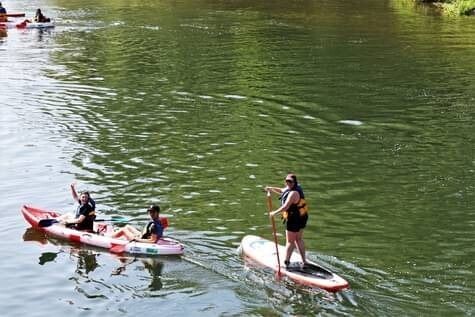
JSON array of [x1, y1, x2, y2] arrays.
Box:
[[38, 216, 130, 228], [267, 190, 282, 277]]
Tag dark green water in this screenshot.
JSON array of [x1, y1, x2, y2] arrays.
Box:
[[1, 0, 474, 316]]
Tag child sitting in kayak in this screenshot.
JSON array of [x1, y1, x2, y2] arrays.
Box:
[[111, 205, 164, 243], [57, 183, 96, 231]]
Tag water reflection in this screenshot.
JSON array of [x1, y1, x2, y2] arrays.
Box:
[[23, 227, 167, 292], [142, 258, 164, 291], [7, 0, 474, 315], [34, 28, 54, 42], [38, 251, 62, 265], [22, 227, 48, 245], [75, 249, 99, 275], [112, 256, 164, 291]]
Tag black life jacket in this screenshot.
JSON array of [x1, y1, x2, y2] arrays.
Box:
[[279, 185, 308, 220], [141, 219, 164, 242]]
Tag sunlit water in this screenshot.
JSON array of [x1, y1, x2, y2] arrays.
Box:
[[1, 0, 474, 316]]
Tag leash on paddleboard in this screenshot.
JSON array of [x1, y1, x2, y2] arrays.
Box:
[[267, 190, 282, 278]]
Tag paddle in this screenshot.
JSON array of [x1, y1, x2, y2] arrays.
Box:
[[38, 219, 59, 227], [109, 240, 136, 254], [38, 215, 131, 228], [100, 215, 130, 223], [6, 13, 26, 17], [267, 190, 282, 279]]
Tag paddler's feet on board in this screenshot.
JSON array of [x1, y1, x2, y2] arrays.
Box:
[[283, 260, 310, 269]]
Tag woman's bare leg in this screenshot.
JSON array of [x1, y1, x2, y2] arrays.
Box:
[[285, 230, 298, 263], [111, 225, 141, 240], [295, 230, 306, 263]]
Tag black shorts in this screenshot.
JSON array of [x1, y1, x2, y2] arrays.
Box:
[[286, 213, 308, 232]]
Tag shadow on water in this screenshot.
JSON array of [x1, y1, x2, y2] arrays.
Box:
[[22, 227, 177, 293]]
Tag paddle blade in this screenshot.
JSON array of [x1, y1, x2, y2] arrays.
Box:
[[109, 243, 126, 254], [110, 215, 130, 223], [95, 215, 130, 223], [38, 219, 59, 227], [16, 21, 27, 28]]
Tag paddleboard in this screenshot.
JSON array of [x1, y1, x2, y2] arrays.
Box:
[[240, 234, 349, 292]]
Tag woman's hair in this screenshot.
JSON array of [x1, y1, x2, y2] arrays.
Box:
[[286, 173, 298, 184], [80, 191, 91, 199]]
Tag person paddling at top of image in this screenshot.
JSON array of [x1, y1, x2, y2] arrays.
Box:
[[57, 183, 96, 231], [34, 8, 50, 23], [110, 205, 164, 243], [266, 173, 309, 268]]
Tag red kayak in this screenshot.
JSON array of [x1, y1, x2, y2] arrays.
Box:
[[21, 204, 185, 256]]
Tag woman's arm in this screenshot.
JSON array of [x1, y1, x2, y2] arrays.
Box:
[[134, 234, 157, 244], [265, 186, 284, 195], [71, 183, 79, 202], [66, 214, 85, 225]]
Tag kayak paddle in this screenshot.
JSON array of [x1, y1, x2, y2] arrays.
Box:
[[38, 218, 59, 227], [6, 13, 26, 17], [109, 241, 135, 254], [38, 215, 131, 228]]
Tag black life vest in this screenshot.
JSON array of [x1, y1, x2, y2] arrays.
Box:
[[141, 219, 164, 241], [279, 186, 308, 221]]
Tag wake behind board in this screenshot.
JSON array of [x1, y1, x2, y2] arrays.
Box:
[[240, 235, 349, 292]]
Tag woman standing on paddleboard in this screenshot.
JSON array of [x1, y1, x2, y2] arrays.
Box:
[[266, 173, 309, 267]]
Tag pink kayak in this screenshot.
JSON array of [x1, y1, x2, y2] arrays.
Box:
[[21, 204, 184, 256], [16, 21, 55, 29]]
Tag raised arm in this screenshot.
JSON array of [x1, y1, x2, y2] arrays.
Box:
[[70, 183, 79, 202]]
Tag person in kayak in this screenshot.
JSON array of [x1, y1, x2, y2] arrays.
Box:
[[0, 3, 7, 22], [16, 8, 51, 27], [266, 173, 309, 268], [34, 8, 50, 22], [111, 205, 164, 243], [57, 183, 96, 231]]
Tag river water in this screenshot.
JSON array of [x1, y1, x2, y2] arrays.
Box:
[[1, 0, 474, 316]]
